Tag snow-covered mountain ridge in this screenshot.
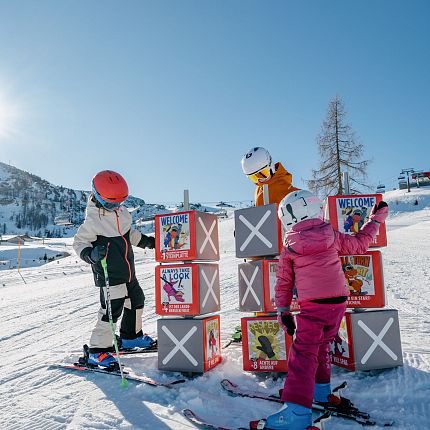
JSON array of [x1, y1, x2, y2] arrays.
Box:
[[0, 162, 223, 238]]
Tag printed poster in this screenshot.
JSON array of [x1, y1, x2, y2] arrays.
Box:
[[340, 251, 384, 308], [266, 260, 278, 312], [155, 212, 194, 261], [242, 317, 290, 372], [204, 317, 221, 371], [330, 315, 354, 370], [155, 265, 198, 315], [327, 194, 387, 247]]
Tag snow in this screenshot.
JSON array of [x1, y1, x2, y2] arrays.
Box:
[[1, 188, 430, 429]]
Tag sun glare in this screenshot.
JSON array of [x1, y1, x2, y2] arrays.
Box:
[[0, 90, 21, 139]]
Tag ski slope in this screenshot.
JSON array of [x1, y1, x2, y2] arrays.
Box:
[[1, 188, 429, 429]]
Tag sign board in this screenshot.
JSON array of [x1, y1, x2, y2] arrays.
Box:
[[327, 194, 387, 247], [155, 211, 219, 262], [241, 316, 292, 372]]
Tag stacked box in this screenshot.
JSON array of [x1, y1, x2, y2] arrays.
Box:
[[331, 310, 403, 371], [327, 194, 402, 371], [234, 204, 292, 372], [155, 211, 221, 374], [157, 315, 221, 373], [155, 263, 220, 316]]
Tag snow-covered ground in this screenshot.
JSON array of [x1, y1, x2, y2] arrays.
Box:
[[0, 188, 429, 429]]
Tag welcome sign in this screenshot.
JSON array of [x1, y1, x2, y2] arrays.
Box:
[[327, 194, 387, 247]]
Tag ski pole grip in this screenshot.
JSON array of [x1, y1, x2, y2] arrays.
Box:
[[100, 242, 110, 271]]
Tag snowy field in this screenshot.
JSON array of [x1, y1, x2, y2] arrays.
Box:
[[1, 188, 429, 429]]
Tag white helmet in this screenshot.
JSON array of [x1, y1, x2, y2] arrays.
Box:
[[241, 147, 276, 183], [278, 190, 323, 229]]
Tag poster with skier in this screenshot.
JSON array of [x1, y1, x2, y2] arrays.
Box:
[[155, 265, 199, 315], [341, 250, 385, 308], [327, 194, 387, 247], [203, 316, 221, 371], [262, 259, 280, 312], [330, 315, 355, 370], [241, 316, 292, 372], [155, 211, 194, 261]]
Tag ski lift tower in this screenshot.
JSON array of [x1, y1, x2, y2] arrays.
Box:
[[400, 168, 415, 192]]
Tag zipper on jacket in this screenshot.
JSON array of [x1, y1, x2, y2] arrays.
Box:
[[114, 209, 132, 283]]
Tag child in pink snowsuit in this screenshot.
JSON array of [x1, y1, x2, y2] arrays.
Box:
[[265, 190, 388, 430]]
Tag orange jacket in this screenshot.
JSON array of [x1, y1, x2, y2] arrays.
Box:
[[254, 162, 299, 206]]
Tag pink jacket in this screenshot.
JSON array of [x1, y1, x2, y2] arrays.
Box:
[[275, 212, 385, 308]]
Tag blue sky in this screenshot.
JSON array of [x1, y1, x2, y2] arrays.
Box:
[[0, 1, 428, 204]]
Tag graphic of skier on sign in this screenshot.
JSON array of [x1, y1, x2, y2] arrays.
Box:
[[208, 329, 218, 358], [264, 189, 388, 430]]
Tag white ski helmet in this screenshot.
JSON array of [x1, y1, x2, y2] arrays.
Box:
[[278, 190, 323, 229], [241, 147, 276, 184]]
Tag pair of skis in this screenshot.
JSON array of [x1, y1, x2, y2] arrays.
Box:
[[182, 379, 394, 429], [183, 408, 330, 430], [51, 362, 185, 388], [52, 342, 186, 388]]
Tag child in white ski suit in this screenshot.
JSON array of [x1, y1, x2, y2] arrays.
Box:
[[73, 170, 155, 367]]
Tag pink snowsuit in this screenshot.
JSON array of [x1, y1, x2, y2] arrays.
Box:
[[276, 210, 386, 408]]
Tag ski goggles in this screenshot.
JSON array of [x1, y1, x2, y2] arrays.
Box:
[[92, 186, 123, 211], [247, 166, 272, 184]]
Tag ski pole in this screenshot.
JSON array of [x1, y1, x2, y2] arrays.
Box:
[[100, 244, 128, 388]]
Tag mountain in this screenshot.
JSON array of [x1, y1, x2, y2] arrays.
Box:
[[0, 162, 223, 238], [0, 162, 148, 237]]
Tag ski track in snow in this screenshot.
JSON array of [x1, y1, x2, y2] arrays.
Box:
[[1, 190, 430, 429]]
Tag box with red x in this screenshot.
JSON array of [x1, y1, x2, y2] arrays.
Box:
[[331, 309, 403, 371], [155, 263, 220, 316], [241, 316, 293, 372], [157, 315, 221, 373], [155, 211, 220, 262]]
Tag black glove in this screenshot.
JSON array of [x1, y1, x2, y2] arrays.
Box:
[[371, 201, 388, 214], [278, 312, 296, 336], [138, 234, 155, 249], [90, 245, 107, 263]]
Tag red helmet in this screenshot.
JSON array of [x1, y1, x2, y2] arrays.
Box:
[[91, 170, 128, 209]]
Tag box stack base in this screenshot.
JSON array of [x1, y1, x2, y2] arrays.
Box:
[[158, 315, 221, 374], [331, 309, 403, 371]]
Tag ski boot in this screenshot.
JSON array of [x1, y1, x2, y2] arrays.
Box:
[[263, 402, 312, 430], [80, 344, 119, 371], [314, 382, 357, 415], [120, 334, 156, 350]]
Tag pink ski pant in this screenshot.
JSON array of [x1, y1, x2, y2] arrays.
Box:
[[281, 301, 347, 408]]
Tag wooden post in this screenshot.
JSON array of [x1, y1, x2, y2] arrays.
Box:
[[184, 189, 190, 211], [263, 184, 269, 205]]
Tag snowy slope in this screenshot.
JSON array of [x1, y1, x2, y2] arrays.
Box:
[[1, 190, 430, 429]]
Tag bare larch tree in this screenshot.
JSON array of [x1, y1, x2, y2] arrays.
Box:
[[308, 95, 370, 197]]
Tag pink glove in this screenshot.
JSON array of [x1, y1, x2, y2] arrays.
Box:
[[369, 201, 388, 224]]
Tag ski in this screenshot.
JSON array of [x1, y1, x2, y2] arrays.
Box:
[[114, 344, 158, 355], [182, 409, 249, 430], [220, 379, 394, 427], [182, 408, 330, 430], [51, 362, 185, 388]]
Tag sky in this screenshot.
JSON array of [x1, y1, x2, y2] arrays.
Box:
[[0, 0, 429, 204]]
